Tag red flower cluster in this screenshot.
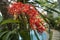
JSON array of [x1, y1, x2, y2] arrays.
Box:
[[8, 2, 45, 33], [8, 2, 24, 15], [29, 16, 46, 33]]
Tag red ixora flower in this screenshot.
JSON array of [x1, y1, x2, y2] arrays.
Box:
[[8, 2, 24, 15], [22, 4, 30, 13], [37, 26, 45, 33], [8, 2, 46, 33]]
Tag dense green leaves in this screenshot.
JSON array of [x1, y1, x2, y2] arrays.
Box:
[[0, 31, 8, 38], [35, 0, 57, 7], [35, 0, 59, 14], [0, 28, 19, 40], [2, 31, 12, 40]]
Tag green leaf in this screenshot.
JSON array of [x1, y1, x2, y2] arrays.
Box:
[[20, 30, 31, 40], [2, 31, 12, 40], [9, 33, 19, 40], [0, 30, 2, 32], [0, 19, 20, 25], [45, 9, 53, 13], [35, 0, 57, 8], [0, 31, 8, 38], [35, 0, 59, 13], [46, 7, 60, 14], [2, 29, 17, 40], [0, 15, 3, 22]]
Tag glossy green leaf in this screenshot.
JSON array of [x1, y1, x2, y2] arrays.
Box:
[[2, 29, 17, 40], [0, 31, 8, 38], [2, 31, 12, 40], [0, 19, 20, 25], [35, 0, 60, 14], [46, 7, 60, 14]]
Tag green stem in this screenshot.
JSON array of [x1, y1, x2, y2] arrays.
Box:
[[23, 0, 25, 3]]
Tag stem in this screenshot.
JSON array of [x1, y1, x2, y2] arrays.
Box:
[[23, 0, 25, 3], [18, 12, 31, 40]]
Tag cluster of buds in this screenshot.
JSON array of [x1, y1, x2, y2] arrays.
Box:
[[8, 2, 45, 33], [8, 2, 24, 15]]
